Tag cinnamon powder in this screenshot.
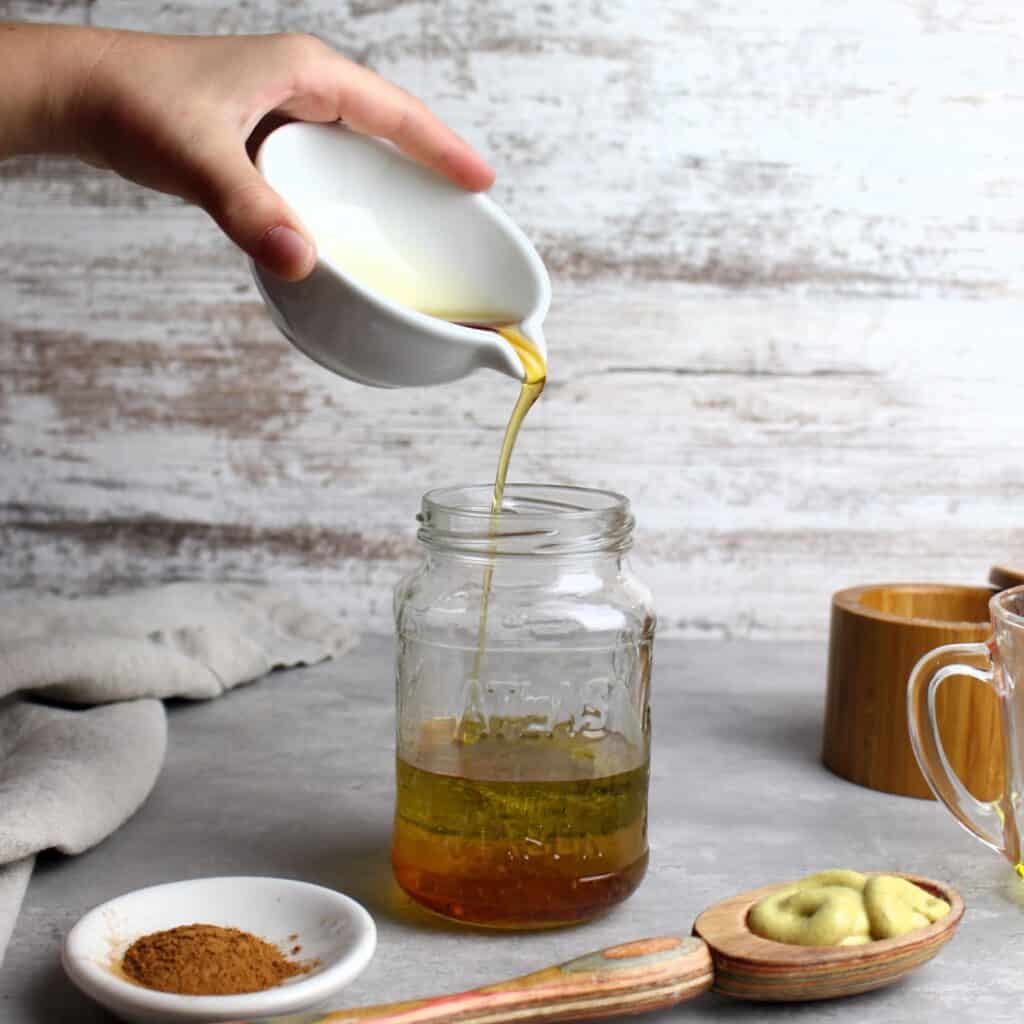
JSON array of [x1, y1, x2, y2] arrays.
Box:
[[121, 923, 314, 996]]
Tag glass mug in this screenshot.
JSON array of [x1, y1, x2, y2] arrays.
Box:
[[908, 585, 1024, 871], [392, 484, 655, 928]]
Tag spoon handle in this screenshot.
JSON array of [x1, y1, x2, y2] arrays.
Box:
[[252, 935, 713, 1024]]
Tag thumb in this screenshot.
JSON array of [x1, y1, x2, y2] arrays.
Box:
[[197, 149, 316, 281]]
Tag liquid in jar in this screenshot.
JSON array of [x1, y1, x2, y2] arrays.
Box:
[[392, 717, 649, 927]]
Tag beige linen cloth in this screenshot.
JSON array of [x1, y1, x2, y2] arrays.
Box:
[[0, 583, 355, 964]]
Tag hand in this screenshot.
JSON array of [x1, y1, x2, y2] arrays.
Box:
[[1, 25, 495, 280]]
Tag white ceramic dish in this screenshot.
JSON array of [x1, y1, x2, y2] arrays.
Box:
[[252, 121, 550, 388], [62, 876, 377, 1024]]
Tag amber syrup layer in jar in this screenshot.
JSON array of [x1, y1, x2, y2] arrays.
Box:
[[392, 717, 649, 928]]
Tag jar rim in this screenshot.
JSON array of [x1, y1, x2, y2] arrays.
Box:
[[418, 484, 634, 557], [424, 483, 629, 518]]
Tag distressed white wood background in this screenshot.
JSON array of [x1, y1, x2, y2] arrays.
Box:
[[2, 0, 1022, 638]]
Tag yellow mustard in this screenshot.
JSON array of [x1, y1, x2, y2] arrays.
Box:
[[748, 870, 950, 946]]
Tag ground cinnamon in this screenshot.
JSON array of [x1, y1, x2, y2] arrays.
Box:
[[121, 922, 313, 995]]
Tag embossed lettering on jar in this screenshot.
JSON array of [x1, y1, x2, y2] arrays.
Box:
[[392, 485, 655, 928]]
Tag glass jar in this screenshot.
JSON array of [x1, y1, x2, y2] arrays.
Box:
[[392, 484, 655, 928]]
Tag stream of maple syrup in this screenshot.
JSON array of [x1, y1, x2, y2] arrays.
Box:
[[470, 325, 546, 685]]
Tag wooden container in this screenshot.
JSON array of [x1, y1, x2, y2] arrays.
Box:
[[823, 582, 1002, 800]]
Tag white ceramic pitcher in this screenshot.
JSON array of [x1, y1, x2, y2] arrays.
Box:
[[251, 123, 550, 388]]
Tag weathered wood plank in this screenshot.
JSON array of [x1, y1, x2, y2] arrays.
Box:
[[5, 2, 1023, 294], [2, 1, 1023, 637], [0, 2, 86, 23]]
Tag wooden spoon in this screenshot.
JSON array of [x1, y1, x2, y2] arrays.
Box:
[[691, 874, 962, 1002], [246, 874, 962, 1024]]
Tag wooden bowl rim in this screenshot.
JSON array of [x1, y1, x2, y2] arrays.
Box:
[[692, 872, 964, 968], [990, 566, 1024, 591], [833, 583, 994, 631]]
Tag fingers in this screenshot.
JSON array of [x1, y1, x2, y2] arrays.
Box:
[[195, 144, 316, 281], [277, 46, 495, 192], [339, 73, 495, 191]]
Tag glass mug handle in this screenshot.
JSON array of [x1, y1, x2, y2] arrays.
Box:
[[907, 642, 1005, 856]]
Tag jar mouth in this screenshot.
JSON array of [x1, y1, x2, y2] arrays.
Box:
[[418, 484, 634, 557]]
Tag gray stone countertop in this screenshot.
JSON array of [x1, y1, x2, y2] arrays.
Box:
[[2, 635, 1020, 1022]]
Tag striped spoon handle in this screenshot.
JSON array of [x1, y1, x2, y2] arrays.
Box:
[[249, 935, 714, 1024]]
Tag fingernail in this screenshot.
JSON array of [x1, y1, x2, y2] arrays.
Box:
[[257, 225, 314, 281]]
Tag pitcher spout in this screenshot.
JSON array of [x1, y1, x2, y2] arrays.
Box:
[[518, 315, 548, 364]]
